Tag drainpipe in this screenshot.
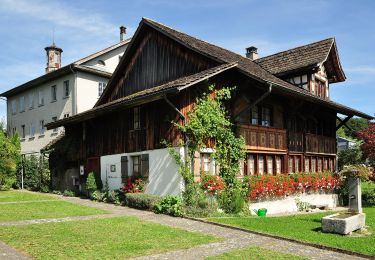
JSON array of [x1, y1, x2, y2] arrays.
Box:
[[163, 96, 190, 168], [69, 64, 78, 115]]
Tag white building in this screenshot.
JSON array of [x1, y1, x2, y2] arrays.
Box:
[[1, 27, 130, 154]]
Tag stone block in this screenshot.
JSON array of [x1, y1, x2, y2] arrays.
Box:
[[321, 213, 366, 235]]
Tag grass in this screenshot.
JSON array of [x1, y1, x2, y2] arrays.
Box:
[[208, 207, 375, 256], [0, 190, 58, 202], [0, 216, 219, 259], [206, 246, 307, 260], [0, 190, 107, 221]]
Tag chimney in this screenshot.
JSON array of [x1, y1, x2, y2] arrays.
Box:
[[120, 26, 126, 42], [45, 43, 63, 74], [246, 46, 258, 60]]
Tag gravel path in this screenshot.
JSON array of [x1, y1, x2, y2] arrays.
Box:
[[0, 192, 370, 260]]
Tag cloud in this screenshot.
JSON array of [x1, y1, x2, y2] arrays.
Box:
[[346, 66, 375, 75]]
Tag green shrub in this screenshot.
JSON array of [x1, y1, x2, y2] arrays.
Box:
[[103, 191, 119, 204], [218, 183, 246, 214], [86, 172, 98, 192], [125, 193, 162, 210], [51, 190, 62, 195], [362, 181, 375, 206], [184, 196, 218, 217], [91, 190, 105, 202], [63, 190, 76, 197], [154, 196, 184, 217], [17, 155, 50, 191]]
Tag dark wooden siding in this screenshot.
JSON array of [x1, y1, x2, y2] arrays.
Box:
[[108, 30, 215, 102]]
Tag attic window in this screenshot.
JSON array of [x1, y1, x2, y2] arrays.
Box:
[[287, 75, 308, 90], [97, 60, 106, 66]]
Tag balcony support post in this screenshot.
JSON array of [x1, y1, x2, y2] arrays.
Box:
[[336, 115, 353, 131]]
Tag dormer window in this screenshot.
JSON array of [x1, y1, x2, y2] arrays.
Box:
[[287, 75, 308, 90], [97, 60, 106, 66]]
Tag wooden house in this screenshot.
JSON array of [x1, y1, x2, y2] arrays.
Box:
[[46, 18, 373, 194]]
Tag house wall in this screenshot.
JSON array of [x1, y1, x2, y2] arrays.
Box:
[[83, 45, 127, 73], [7, 74, 75, 154], [100, 147, 184, 196], [76, 72, 110, 113]]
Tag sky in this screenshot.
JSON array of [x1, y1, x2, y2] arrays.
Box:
[[0, 0, 374, 121]]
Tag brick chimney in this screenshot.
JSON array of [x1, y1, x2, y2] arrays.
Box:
[[45, 43, 62, 73], [246, 46, 258, 60], [120, 26, 126, 42]]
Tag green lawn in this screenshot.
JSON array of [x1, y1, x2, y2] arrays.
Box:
[[208, 207, 375, 256], [0, 216, 219, 259], [206, 246, 307, 260], [0, 190, 107, 221], [0, 190, 58, 202]]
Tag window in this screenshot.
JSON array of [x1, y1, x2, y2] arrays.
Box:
[[97, 60, 106, 66], [11, 100, 17, 114], [276, 156, 282, 174], [29, 123, 35, 138], [250, 106, 258, 125], [289, 157, 293, 173], [247, 155, 255, 175], [19, 96, 25, 112], [250, 105, 272, 127], [21, 125, 25, 139], [63, 113, 70, 118], [305, 158, 310, 172], [63, 80, 69, 97], [317, 158, 322, 172], [29, 93, 34, 109], [287, 74, 308, 90], [267, 156, 273, 174], [261, 107, 271, 126], [51, 85, 57, 101], [133, 107, 140, 130], [132, 155, 141, 175], [258, 155, 264, 175], [52, 116, 58, 133], [295, 157, 300, 173], [98, 82, 107, 97], [311, 158, 316, 172], [38, 90, 44, 106], [200, 153, 216, 175], [39, 120, 45, 135]]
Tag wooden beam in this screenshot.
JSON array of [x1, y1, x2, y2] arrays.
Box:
[[336, 115, 353, 130]]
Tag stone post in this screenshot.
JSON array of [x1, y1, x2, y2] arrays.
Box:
[[348, 175, 362, 213]]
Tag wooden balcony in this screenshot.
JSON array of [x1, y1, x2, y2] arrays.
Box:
[[237, 124, 287, 152], [305, 133, 336, 154]]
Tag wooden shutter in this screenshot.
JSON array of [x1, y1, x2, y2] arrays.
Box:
[[121, 156, 128, 183], [140, 154, 149, 179]]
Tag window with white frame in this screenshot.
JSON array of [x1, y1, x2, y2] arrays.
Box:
[[11, 100, 17, 114], [38, 90, 44, 106], [311, 158, 316, 172], [200, 153, 216, 175], [295, 157, 300, 173], [305, 158, 310, 172], [258, 155, 264, 175], [267, 156, 273, 174], [21, 125, 25, 139], [29, 93, 34, 109], [63, 80, 69, 97], [39, 120, 45, 135], [19, 96, 25, 112], [317, 158, 322, 172], [247, 154, 255, 175], [276, 156, 282, 174], [98, 82, 107, 97], [288, 157, 293, 173], [51, 85, 57, 102], [133, 107, 140, 130], [132, 155, 141, 176], [29, 123, 35, 138]]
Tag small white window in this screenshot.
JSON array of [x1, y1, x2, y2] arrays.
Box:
[[267, 156, 273, 175], [98, 82, 107, 97], [29, 93, 34, 109], [39, 120, 45, 135], [29, 123, 35, 138], [247, 155, 255, 175], [63, 80, 69, 97], [295, 157, 300, 173], [305, 158, 310, 172], [311, 158, 316, 172], [276, 156, 282, 174], [258, 155, 264, 175], [63, 113, 70, 118], [38, 90, 44, 106], [20, 96, 25, 112], [288, 157, 293, 173], [97, 60, 106, 66], [51, 85, 57, 101], [11, 100, 17, 114]]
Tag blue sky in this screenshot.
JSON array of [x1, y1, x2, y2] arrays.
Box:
[[0, 0, 374, 121]]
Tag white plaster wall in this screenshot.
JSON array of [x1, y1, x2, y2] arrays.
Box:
[[83, 45, 127, 73], [76, 72, 110, 113], [100, 148, 184, 196], [249, 193, 339, 215], [7, 74, 75, 154]]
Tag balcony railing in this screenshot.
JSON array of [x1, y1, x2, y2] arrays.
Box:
[[305, 133, 336, 154], [237, 124, 287, 152]]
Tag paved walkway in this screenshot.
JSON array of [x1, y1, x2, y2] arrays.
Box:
[[0, 192, 370, 260]]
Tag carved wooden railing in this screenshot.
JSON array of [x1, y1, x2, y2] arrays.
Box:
[[288, 132, 304, 152], [237, 124, 287, 152], [305, 133, 336, 154]]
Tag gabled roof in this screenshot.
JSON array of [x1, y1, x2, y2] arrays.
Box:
[[254, 38, 346, 82], [46, 63, 237, 128], [0, 38, 131, 97]]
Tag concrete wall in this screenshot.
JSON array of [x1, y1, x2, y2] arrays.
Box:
[[83, 45, 127, 73], [249, 193, 339, 215], [100, 147, 184, 196]]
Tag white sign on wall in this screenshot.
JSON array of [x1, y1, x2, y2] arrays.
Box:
[[80, 165, 84, 175]]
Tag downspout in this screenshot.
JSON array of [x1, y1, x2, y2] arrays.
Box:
[[69, 64, 78, 115], [163, 95, 190, 167]]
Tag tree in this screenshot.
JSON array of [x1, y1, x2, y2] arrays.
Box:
[[357, 122, 375, 162], [337, 117, 369, 139], [0, 130, 21, 190], [337, 147, 365, 170]]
